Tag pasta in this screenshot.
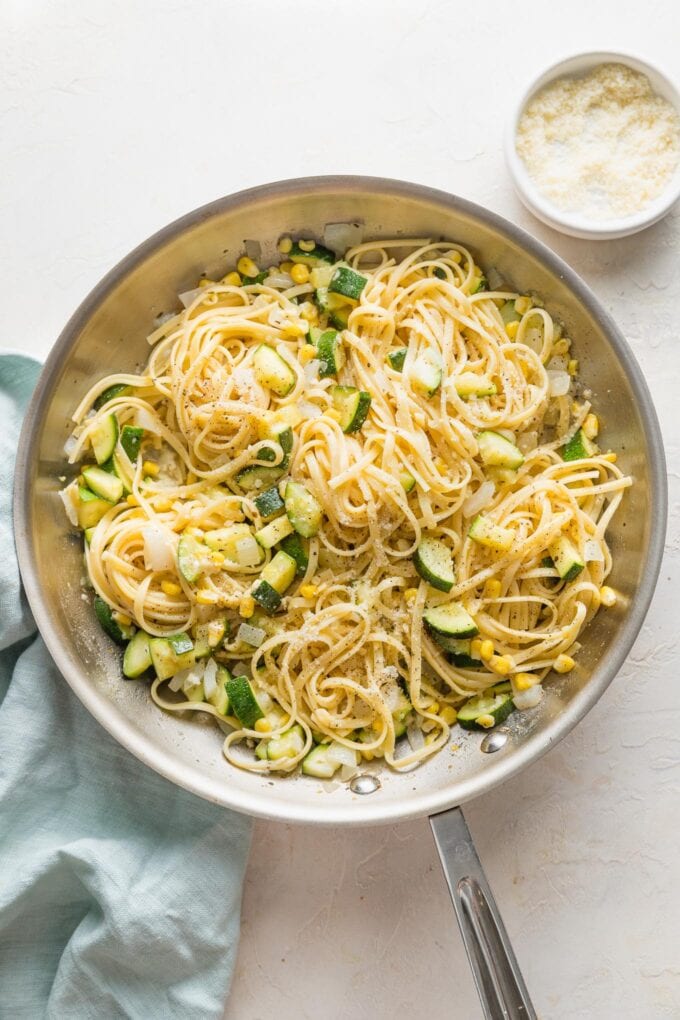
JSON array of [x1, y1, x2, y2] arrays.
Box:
[[60, 236, 631, 780]]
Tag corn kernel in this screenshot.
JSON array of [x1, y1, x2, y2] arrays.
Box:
[[435, 457, 447, 472], [254, 718, 272, 733], [470, 638, 483, 659], [299, 344, 318, 364], [603, 452, 617, 463], [514, 295, 533, 315], [186, 472, 197, 485], [599, 585, 617, 608], [196, 590, 218, 605], [325, 408, 343, 423], [450, 251, 462, 264], [300, 583, 318, 599], [484, 579, 502, 599], [280, 261, 294, 274], [476, 714, 496, 729], [290, 263, 310, 284], [480, 639, 494, 660], [514, 672, 539, 691], [298, 239, 316, 253], [161, 580, 182, 597], [425, 732, 438, 745], [505, 320, 519, 340], [237, 256, 259, 277], [404, 588, 418, 601], [281, 320, 307, 338], [299, 302, 318, 323], [222, 271, 241, 286], [142, 460, 159, 477], [583, 413, 599, 440], [239, 595, 255, 619], [211, 551, 225, 565], [553, 338, 571, 356], [279, 715, 290, 728], [429, 702, 440, 715], [154, 498, 173, 513], [362, 750, 374, 761], [198, 278, 215, 289], [554, 654, 575, 674], [113, 612, 132, 628], [568, 359, 579, 377], [440, 706, 458, 725], [520, 360, 531, 379], [489, 654, 514, 676], [126, 494, 139, 507], [277, 236, 293, 255]]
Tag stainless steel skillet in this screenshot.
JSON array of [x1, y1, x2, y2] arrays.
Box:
[[13, 177, 666, 1019]]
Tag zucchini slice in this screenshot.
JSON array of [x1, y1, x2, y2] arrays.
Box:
[[316, 330, 345, 378], [457, 692, 515, 730], [455, 372, 497, 399], [329, 266, 367, 300], [77, 486, 113, 529], [251, 579, 282, 612], [252, 550, 297, 611], [149, 637, 196, 680], [256, 724, 305, 762], [206, 665, 231, 715], [177, 534, 206, 582], [255, 514, 295, 549], [90, 414, 119, 465], [301, 743, 339, 779], [252, 345, 296, 397], [423, 602, 479, 639], [399, 470, 416, 493], [120, 425, 144, 461], [500, 300, 520, 325], [468, 514, 514, 553], [414, 537, 456, 592], [280, 533, 309, 575], [123, 630, 153, 678], [285, 480, 322, 538], [331, 385, 371, 433], [386, 347, 408, 372], [254, 485, 285, 520], [477, 431, 524, 470], [446, 639, 483, 668], [236, 464, 286, 491], [81, 466, 123, 504], [548, 535, 585, 581], [410, 350, 443, 398], [94, 383, 130, 410], [289, 241, 335, 267], [225, 674, 264, 728], [205, 523, 258, 561], [561, 428, 598, 462], [94, 595, 134, 644]]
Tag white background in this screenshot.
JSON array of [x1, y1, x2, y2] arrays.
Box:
[[2, 2, 679, 1018]]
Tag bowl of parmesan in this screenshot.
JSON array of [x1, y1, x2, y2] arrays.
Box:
[[506, 52, 680, 239]]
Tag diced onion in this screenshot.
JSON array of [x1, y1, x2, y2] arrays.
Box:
[[584, 539, 604, 563], [231, 660, 250, 678], [304, 359, 321, 383], [546, 355, 568, 373], [168, 669, 188, 693], [513, 685, 544, 710], [265, 272, 294, 289], [382, 679, 401, 713], [63, 434, 78, 458], [237, 623, 266, 647], [406, 722, 425, 751], [203, 658, 218, 699], [297, 399, 323, 419], [59, 485, 79, 526], [235, 536, 263, 567], [244, 239, 262, 262], [323, 221, 364, 255], [340, 763, 360, 782], [142, 523, 176, 572], [495, 428, 515, 442], [326, 742, 360, 768], [547, 370, 571, 397], [182, 662, 206, 693], [179, 287, 204, 308], [463, 480, 495, 518], [486, 266, 504, 290], [518, 431, 538, 453], [134, 407, 163, 435]]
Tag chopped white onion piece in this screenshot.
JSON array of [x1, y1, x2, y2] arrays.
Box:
[[179, 287, 204, 308], [182, 662, 206, 693], [303, 359, 321, 383], [340, 763, 360, 782], [326, 742, 360, 768], [142, 523, 176, 572], [297, 399, 323, 419], [486, 266, 504, 290], [265, 272, 294, 289], [382, 680, 401, 713], [584, 539, 604, 563], [59, 485, 79, 526], [406, 722, 425, 751], [231, 660, 250, 678], [547, 370, 571, 397], [513, 684, 544, 710], [237, 623, 266, 647], [235, 536, 263, 567], [168, 669, 188, 693], [134, 407, 163, 435], [153, 310, 175, 328], [495, 428, 515, 443], [518, 431, 538, 453], [323, 221, 364, 255], [202, 658, 218, 699], [244, 239, 262, 262], [63, 434, 78, 458], [463, 480, 495, 518], [546, 354, 568, 373]]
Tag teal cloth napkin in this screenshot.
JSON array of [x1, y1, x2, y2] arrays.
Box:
[[0, 354, 252, 1020]]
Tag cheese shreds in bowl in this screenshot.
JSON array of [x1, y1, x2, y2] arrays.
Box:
[[515, 62, 680, 221]]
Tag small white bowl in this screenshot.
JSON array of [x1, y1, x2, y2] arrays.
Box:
[[505, 51, 680, 240]]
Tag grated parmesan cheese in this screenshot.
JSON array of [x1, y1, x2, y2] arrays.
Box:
[[516, 62, 680, 220]]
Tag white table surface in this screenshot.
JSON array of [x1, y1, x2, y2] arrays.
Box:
[[2, 3, 679, 1018]]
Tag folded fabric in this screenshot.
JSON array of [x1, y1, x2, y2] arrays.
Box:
[[0, 354, 252, 1020]]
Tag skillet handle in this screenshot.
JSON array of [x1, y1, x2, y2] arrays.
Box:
[[430, 806, 537, 1020]]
